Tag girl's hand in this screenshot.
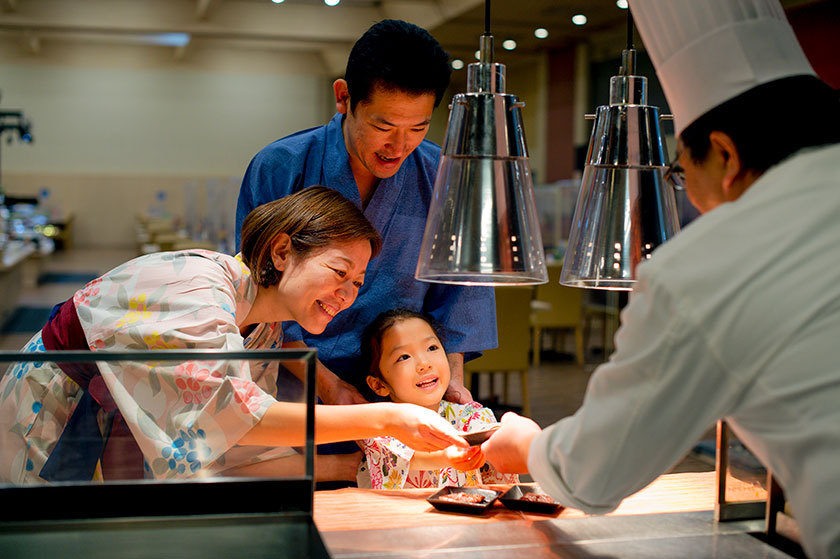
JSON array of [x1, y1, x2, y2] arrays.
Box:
[[385, 403, 469, 452], [443, 445, 485, 471]]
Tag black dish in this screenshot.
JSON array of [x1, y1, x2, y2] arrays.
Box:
[[462, 425, 500, 446], [499, 485, 563, 514], [427, 486, 501, 515]]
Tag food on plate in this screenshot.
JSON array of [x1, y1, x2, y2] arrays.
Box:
[[521, 493, 554, 503], [438, 491, 486, 504]]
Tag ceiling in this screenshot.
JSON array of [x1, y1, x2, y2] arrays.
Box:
[[0, 0, 824, 75]]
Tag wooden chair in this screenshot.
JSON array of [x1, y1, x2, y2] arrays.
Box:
[[530, 263, 585, 366], [464, 286, 534, 417]]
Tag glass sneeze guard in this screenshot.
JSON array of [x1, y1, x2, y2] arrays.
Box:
[[0, 348, 328, 559]]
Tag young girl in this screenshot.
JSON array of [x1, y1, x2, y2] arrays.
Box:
[[356, 309, 518, 489]]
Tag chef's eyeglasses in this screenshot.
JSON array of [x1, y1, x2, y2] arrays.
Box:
[[663, 157, 686, 191]]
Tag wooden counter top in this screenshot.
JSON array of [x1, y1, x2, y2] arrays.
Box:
[[314, 471, 787, 559], [314, 471, 722, 532]]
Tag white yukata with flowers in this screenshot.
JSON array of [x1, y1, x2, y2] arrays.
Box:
[[357, 400, 518, 489], [0, 250, 297, 483]]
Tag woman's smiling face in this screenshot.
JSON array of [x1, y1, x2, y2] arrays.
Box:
[[372, 317, 450, 410], [275, 239, 371, 334]]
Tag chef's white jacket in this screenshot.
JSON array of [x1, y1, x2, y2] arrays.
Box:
[[529, 143, 840, 559]]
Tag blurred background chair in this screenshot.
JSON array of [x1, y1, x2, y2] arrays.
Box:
[[464, 286, 534, 418], [530, 263, 585, 367]]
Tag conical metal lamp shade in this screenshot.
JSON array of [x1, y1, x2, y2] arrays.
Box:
[[560, 50, 680, 291], [416, 36, 547, 286]]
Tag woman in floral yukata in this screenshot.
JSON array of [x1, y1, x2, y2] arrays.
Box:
[[0, 186, 468, 484], [356, 309, 518, 489]]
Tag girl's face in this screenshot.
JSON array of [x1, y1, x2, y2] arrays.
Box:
[[368, 317, 450, 411], [274, 238, 371, 335]]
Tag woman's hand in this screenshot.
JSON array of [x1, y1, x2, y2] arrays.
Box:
[[385, 403, 469, 452], [443, 445, 485, 471], [481, 412, 542, 474]]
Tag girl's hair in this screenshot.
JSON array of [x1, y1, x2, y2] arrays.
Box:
[[359, 309, 444, 400], [240, 186, 382, 287]]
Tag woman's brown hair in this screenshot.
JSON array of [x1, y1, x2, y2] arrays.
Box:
[[240, 186, 382, 287]]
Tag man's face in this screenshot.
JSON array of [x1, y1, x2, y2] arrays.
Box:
[[337, 82, 436, 185]]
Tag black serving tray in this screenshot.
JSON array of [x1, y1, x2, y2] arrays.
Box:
[[499, 485, 563, 514], [427, 487, 501, 515], [462, 424, 500, 446]]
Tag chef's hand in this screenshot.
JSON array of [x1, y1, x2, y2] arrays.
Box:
[[481, 412, 542, 474], [385, 403, 469, 452], [320, 375, 368, 405]]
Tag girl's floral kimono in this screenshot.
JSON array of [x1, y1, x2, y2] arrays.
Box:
[[357, 400, 519, 489], [0, 250, 295, 484]]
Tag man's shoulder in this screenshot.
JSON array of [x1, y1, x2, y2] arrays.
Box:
[[255, 122, 329, 159]]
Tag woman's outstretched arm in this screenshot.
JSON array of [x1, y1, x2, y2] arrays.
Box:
[[238, 401, 468, 452]]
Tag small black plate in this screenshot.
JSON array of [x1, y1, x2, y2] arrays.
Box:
[[462, 425, 500, 446], [499, 485, 563, 514], [427, 487, 501, 515]]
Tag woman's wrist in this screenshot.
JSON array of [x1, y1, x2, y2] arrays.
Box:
[[373, 402, 397, 437]]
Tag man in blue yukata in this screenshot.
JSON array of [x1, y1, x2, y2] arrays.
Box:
[[236, 19, 498, 409]]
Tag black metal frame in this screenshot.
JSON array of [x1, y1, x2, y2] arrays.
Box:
[[0, 349, 318, 521]]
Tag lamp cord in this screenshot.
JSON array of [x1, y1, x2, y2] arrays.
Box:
[[626, 9, 634, 50], [484, 0, 491, 36]]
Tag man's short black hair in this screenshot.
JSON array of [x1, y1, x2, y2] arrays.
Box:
[[680, 76, 840, 173], [345, 19, 451, 112]]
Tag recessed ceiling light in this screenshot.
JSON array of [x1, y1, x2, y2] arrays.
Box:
[[502, 39, 517, 51], [616, 0, 629, 8], [324, 0, 340, 5], [271, 0, 284, 4], [451, 59, 464, 70], [475, 50, 481, 60], [572, 14, 587, 26], [534, 28, 549, 39]]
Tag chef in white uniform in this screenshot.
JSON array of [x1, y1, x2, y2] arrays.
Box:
[[482, 2, 840, 557]]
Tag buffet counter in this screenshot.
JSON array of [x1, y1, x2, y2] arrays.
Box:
[[315, 472, 788, 558]]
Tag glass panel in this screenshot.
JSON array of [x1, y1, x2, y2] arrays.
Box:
[[0, 349, 315, 519]]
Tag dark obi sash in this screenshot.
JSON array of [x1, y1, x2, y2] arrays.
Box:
[[38, 299, 144, 482]]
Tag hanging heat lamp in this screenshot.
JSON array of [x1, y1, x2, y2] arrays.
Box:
[[415, 0, 547, 286], [559, 11, 681, 290]]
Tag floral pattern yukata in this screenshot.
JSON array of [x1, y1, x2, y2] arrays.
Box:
[[0, 250, 294, 484], [357, 400, 519, 489]]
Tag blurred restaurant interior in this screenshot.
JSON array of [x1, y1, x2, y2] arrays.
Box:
[[0, 0, 838, 557]]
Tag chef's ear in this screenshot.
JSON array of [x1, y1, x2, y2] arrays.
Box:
[[366, 375, 391, 398], [270, 233, 292, 272], [334, 79, 351, 115], [708, 131, 743, 194]]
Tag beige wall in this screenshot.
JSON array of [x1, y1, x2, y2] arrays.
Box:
[[1, 39, 551, 248], [0, 42, 332, 248]]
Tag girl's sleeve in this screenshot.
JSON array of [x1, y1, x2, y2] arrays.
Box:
[[358, 436, 414, 490]]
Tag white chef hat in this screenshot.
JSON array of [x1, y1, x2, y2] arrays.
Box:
[[629, 0, 816, 136]]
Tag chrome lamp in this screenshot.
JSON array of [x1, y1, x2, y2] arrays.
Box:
[[415, 1, 547, 286], [560, 16, 680, 290]]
